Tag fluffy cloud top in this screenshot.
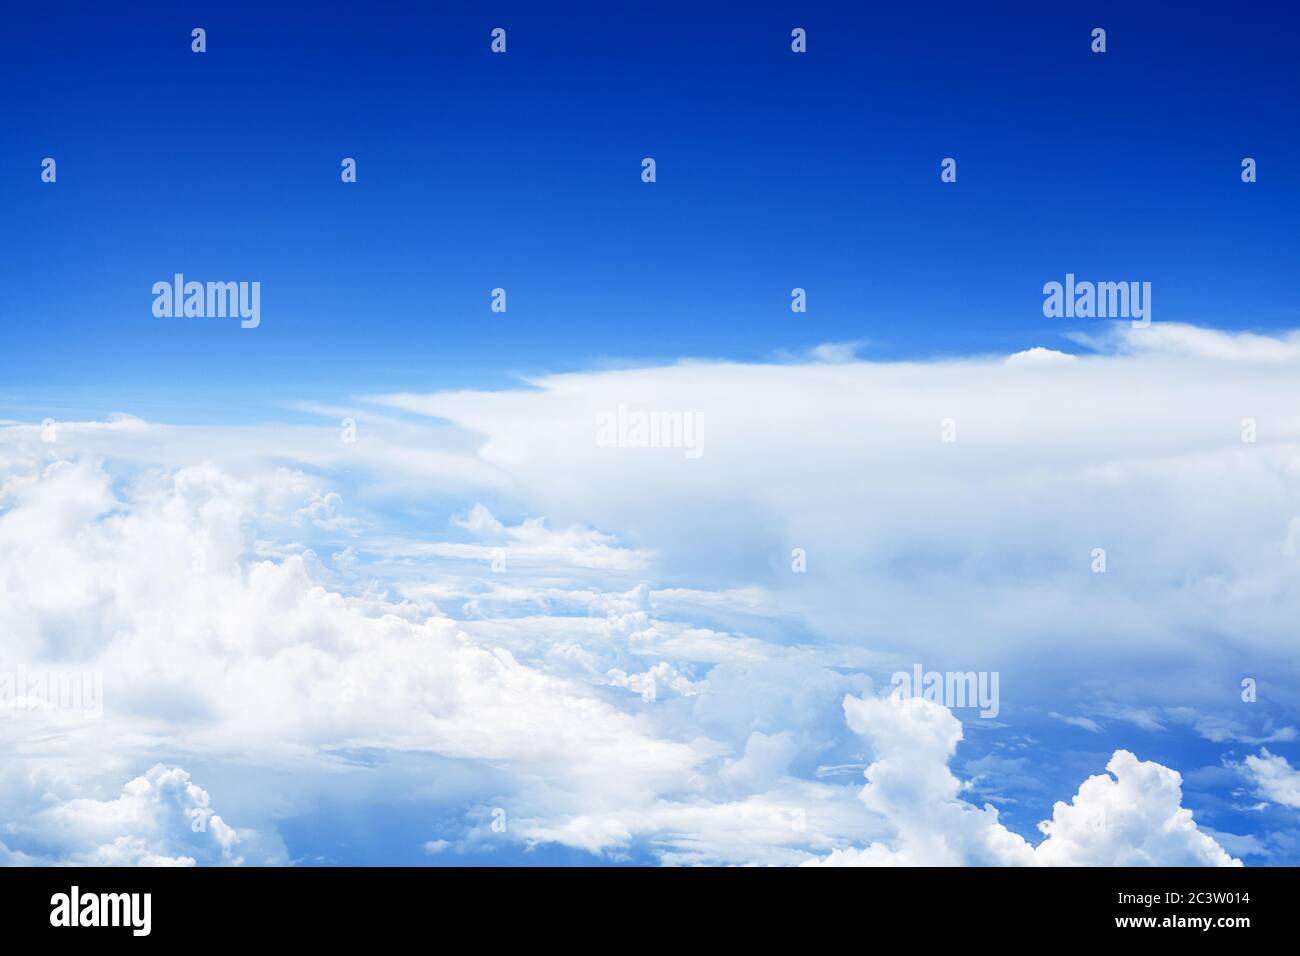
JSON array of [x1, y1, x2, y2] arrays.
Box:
[[811, 695, 1238, 867], [1033, 751, 1238, 867], [17, 765, 273, 866]]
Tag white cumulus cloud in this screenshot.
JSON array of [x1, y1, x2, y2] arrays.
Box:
[[809, 694, 1239, 867]]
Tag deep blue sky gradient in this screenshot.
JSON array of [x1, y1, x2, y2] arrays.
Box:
[[2, 1, 1297, 415]]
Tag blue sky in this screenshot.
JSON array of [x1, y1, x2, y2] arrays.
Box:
[[2, 1, 1297, 403], [2, 2, 1300, 867]]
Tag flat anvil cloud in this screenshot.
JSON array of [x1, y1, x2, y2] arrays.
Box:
[[368, 323, 1300, 713]]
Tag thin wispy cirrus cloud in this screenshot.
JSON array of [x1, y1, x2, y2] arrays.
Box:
[[3, 321, 1299, 866]]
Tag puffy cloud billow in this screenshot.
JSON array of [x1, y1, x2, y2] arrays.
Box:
[[809, 695, 1236, 867]]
